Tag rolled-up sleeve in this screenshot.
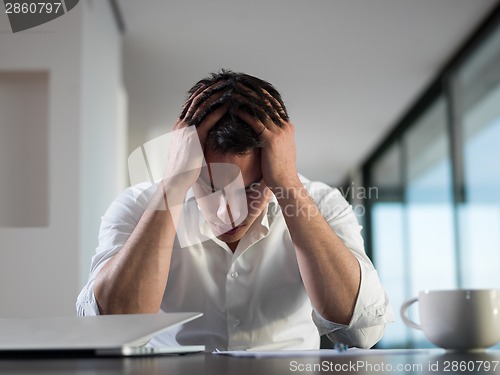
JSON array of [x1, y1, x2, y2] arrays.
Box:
[[312, 265, 392, 348], [306, 180, 394, 348], [76, 183, 152, 316], [76, 279, 101, 316]]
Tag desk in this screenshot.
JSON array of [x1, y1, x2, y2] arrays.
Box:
[[0, 350, 499, 374]]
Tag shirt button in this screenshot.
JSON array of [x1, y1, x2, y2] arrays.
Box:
[[233, 319, 241, 327], [231, 272, 239, 278]]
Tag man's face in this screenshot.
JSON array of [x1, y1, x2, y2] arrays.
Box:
[[195, 148, 272, 246]]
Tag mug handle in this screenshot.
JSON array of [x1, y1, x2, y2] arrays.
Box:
[[400, 297, 422, 330]]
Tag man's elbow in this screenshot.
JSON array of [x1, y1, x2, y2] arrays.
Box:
[[327, 324, 386, 349]]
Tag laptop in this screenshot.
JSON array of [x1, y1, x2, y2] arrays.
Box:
[[0, 313, 204, 357]]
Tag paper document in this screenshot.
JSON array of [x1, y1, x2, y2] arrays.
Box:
[[212, 348, 434, 358]]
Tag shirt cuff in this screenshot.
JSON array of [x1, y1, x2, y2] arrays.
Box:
[[76, 281, 101, 316], [312, 265, 394, 335]]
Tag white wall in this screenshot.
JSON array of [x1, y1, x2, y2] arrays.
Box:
[[80, 0, 127, 288], [0, 0, 125, 318]]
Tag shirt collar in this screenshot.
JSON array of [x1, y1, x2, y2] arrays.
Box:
[[193, 190, 280, 249]]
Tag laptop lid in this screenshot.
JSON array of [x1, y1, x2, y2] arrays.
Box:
[[0, 312, 204, 356]]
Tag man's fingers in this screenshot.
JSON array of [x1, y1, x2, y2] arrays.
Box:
[[237, 110, 269, 138], [262, 89, 288, 122], [180, 85, 206, 119], [185, 82, 231, 123], [233, 90, 286, 129], [184, 88, 209, 121], [176, 85, 228, 134], [196, 102, 230, 142]]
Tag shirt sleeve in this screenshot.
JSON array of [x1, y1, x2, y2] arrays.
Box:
[[76, 183, 153, 316], [305, 181, 394, 348]]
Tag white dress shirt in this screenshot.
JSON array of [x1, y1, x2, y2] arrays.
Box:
[[76, 176, 393, 351]]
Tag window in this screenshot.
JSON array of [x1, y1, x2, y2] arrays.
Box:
[[370, 142, 406, 347], [363, 7, 500, 349], [455, 22, 500, 289], [404, 97, 456, 297], [372, 98, 456, 348]]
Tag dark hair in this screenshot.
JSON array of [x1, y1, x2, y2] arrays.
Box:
[[180, 70, 288, 155]]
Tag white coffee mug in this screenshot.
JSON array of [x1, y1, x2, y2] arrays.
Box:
[[400, 289, 500, 351]]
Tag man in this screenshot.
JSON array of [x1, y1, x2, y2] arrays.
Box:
[[77, 70, 393, 350]]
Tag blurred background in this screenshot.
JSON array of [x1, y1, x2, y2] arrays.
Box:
[[0, 0, 499, 349]]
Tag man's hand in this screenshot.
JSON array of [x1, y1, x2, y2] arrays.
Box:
[[237, 96, 301, 192], [163, 85, 229, 193]]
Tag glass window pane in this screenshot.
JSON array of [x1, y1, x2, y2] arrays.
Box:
[[370, 118, 456, 347], [367, 14, 500, 351], [372, 203, 406, 347], [404, 97, 457, 293], [456, 23, 500, 289], [404, 97, 457, 347], [370, 143, 407, 348]]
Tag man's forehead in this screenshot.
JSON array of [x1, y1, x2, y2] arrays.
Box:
[[199, 163, 262, 191], [199, 163, 241, 188]]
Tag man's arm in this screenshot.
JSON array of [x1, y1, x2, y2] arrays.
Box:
[[92, 186, 184, 314], [238, 108, 361, 325], [274, 185, 361, 324], [93, 87, 229, 314]]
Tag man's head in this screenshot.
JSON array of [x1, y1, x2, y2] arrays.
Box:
[[184, 70, 287, 247], [181, 69, 289, 155]]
